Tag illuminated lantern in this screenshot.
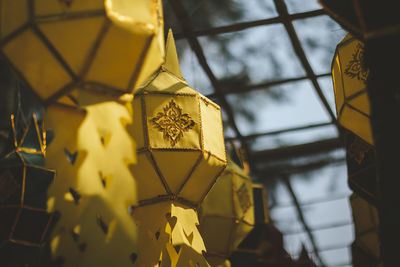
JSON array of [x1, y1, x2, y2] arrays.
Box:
[[332, 34, 373, 145], [44, 92, 139, 266], [198, 158, 254, 266], [0, 0, 164, 106], [350, 194, 382, 267], [131, 30, 227, 207], [0, 115, 56, 263], [332, 34, 378, 204]]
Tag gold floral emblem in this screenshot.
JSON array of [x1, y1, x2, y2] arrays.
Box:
[[348, 137, 370, 164], [236, 183, 251, 214], [344, 43, 369, 83], [151, 99, 195, 146]]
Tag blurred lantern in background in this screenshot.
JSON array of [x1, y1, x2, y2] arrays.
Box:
[[332, 34, 372, 145], [0, 114, 57, 265], [131, 30, 226, 208], [319, 0, 400, 40], [350, 194, 382, 267], [198, 156, 254, 266], [332, 34, 379, 205], [0, 0, 164, 107]]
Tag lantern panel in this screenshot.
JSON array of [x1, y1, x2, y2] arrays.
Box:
[[132, 98, 146, 149], [200, 97, 225, 160], [147, 72, 192, 94], [144, 95, 201, 149], [12, 208, 52, 244], [199, 172, 233, 217], [35, 0, 104, 16], [0, 207, 19, 241], [152, 150, 201, 194], [3, 29, 72, 99], [340, 105, 373, 145], [233, 179, 254, 223], [85, 25, 150, 91], [338, 41, 366, 97], [133, 152, 169, 200], [332, 56, 344, 115], [347, 91, 370, 115], [201, 216, 235, 255], [38, 17, 106, 75], [179, 153, 225, 203], [0, 0, 28, 39]]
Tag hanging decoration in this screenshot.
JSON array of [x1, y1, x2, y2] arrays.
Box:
[[229, 184, 269, 266], [0, 0, 164, 106], [198, 157, 254, 266], [44, 92, 139, 266], [0, 114, 57, 265], [332, 34, 373, 145], [131, 29, 226, 208], [332, 34, 378, 205], [350, 193, 381, 267]]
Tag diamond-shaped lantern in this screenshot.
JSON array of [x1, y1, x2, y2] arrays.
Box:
[[0, 0, 164, 106], [350, 193, 381, 267], [0, 114, 56, 248], [198, 158, 254, 266], [131, 30, 227, 207], [332, 34, 373, 145]]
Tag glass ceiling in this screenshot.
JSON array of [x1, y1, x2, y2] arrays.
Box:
[[166, 0, 352, 266]]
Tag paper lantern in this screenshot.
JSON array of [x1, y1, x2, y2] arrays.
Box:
[[229, 184, 269, 267], [332, 34, 373, 145], [350, 193, 381, 266], [131, 30, 226, 207], [319, 0, 400, 40], [199, 158, 254, 266], [44, 93, 139, 266], [0, 114, 56, 250], [344, 130, 377, 205], [0, 0, 164, 106]]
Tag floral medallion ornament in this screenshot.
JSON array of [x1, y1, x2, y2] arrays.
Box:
[[151, 100, 195, 146], [236, 183, 252, 214], [332, 34, 373, 145], [344, 43, 369, 82], [348, 136, 371, 165]]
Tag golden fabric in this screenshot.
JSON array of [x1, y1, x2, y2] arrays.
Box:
[[45, 93, 139, 266], [132, 202, 209, 267], [199, 158, 254, 266], [332, 34, 373, 145], [0, 0, 164, 105], [131, 30, 227, 207], [350, 194, 381, 265]]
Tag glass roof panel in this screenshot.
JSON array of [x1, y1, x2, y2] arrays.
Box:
[[285, 0, 322, 14], [293, 15, 347, 75]]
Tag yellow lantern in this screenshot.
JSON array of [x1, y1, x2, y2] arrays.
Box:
[[198, 158, 254, 266], [332, 34, 373, 145], [0, 0, 164, 106], [350, 193, 381, 267], [44, 92, 139, 266], [131, 30, 227, 207]]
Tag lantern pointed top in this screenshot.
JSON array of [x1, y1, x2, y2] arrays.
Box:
[[163, 29, 183, 80]]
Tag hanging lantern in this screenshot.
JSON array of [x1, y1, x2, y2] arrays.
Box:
[[229, 184, 269, 267], [319, 0, 400, 40], [198, 157, 254, 266], [332, 34, 373, 145], [131, 29, 227, 207], [0, 0, 164, 106], [350, 193, 381, 267], [0, 114, 56, 262], [44, 93, 139, 266]]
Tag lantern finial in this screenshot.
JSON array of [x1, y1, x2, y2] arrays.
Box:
[[164, 29, 183, 79]]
